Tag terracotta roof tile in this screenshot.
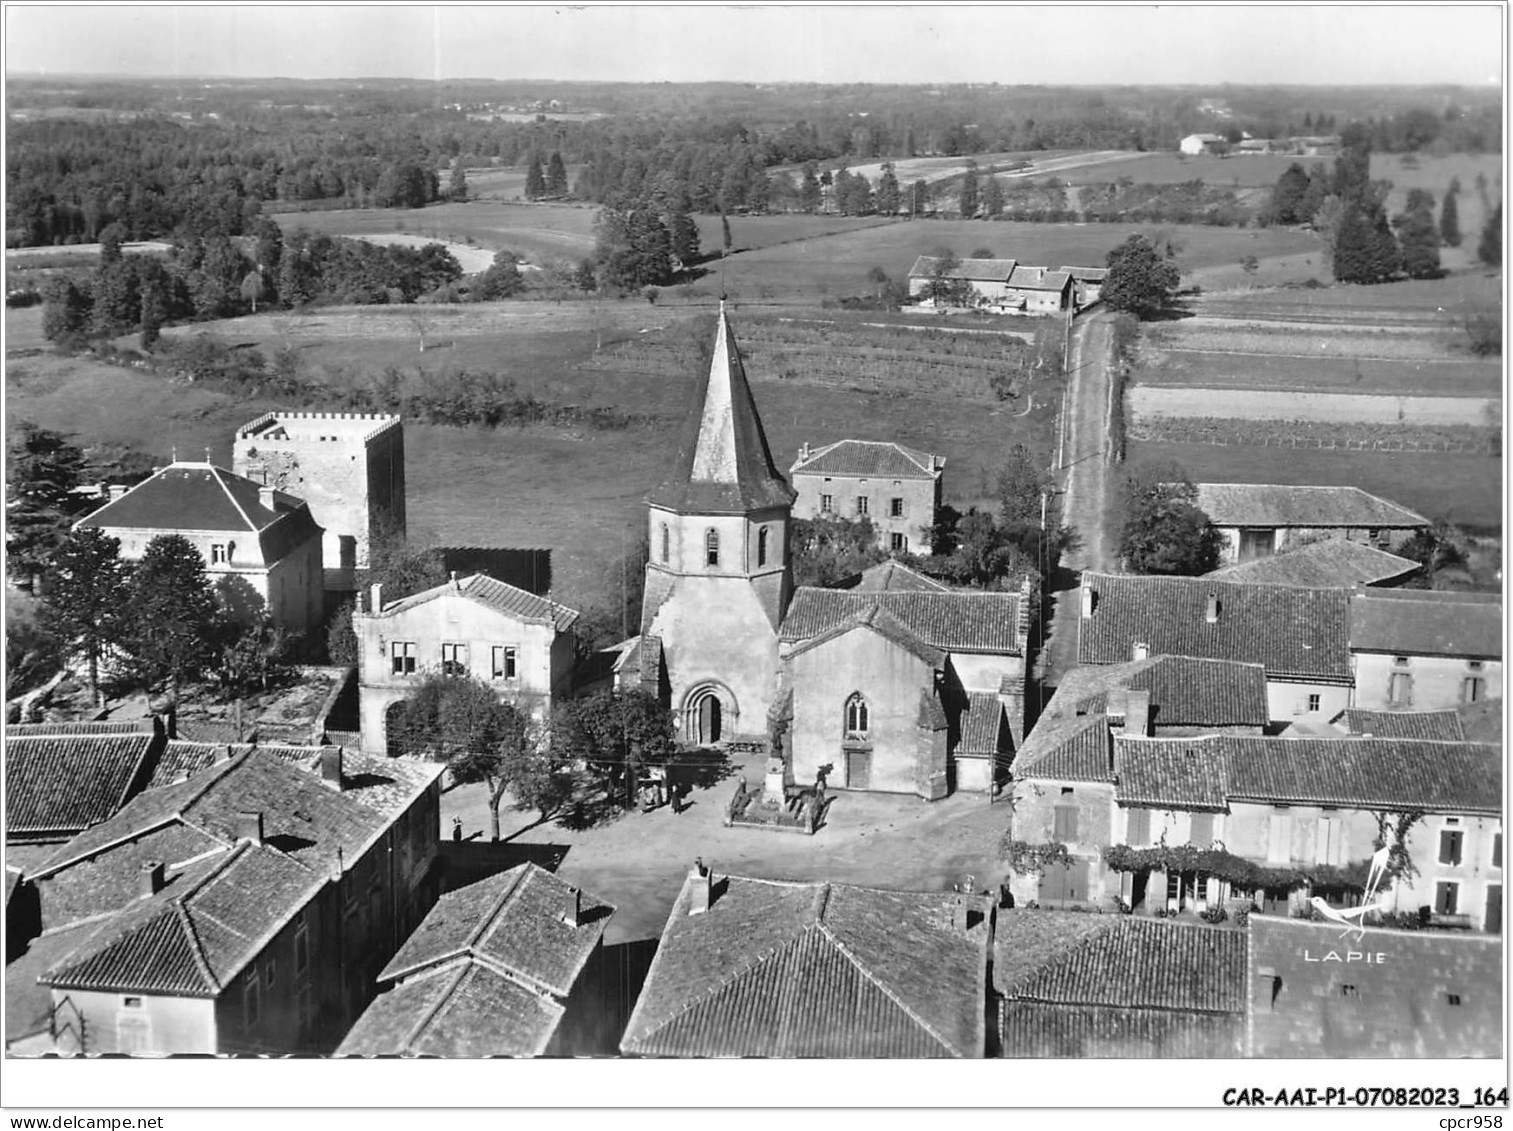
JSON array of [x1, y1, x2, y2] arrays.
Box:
[[1001, 1001, 1244, 1057], [1070, 655, 1269, 728], [847, 559, 952, 593], [376, 573, 579, 633], [791, 440, 941, 480], [958, 691, 1007, 755], [1116, 741, 1229, 810], [1013, 714, 1112, 783], [1194, 483, 1427, 529], [1206, 539, 1421, 588], [1349, 589, 1502, 659], [5, 734, 161, 838], [781, 588, 1023, 655], [908, 256, 1017, 282], [1336, 709, 1466, 741], [6, 720, 156, 737], [1078, 573, 1351, 682]]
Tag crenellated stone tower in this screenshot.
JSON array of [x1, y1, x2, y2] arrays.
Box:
[[640, 304, 795, 744]]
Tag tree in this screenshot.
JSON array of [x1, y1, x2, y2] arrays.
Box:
[[1478, 203, 1501, 268], [525, 155, 546, 201], [6, 423, 87, 591], [1333, 204, 1402, 284], [1439, 190, 1462, 247], [668, 209, 700, 266], [1102, 234, 1181, 319], [799, 163, 822, 213], [932, 509, 1034, 590], [910, 179, 929, 217], [595, 205, 674, 290], [138, 259, 168, 349], [39, 528, 129, 703], [721, 212, 733, 257], [546, 151, 568, 197], [448, 160, 468, 202], [471, 250, 525, 300], [997, 444, 1052, 529], [958, 163, 980, 219], [1267, 162, 1312, 225], [98, 222, 127, 266], [125, 533, 221, 693], [875, 162, 901, 215], [790, 515, 888, 587], [1396, 205, 1442, 280], [981, 176, 1004, 219], [240, 269, 268, 313], [553, 689, 676, 809], [1118, 462, 1221, 575], [41, 277, 92, 342]]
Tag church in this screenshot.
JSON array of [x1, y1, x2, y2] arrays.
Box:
[[627, 305, 1029, 797]]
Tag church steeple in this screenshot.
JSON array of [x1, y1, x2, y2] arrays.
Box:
[[648, 303, 796, 515]]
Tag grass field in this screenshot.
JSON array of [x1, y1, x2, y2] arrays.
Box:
[[271, 202, 601, 264], [1134, 347, 1499, 398], [1127, 440, 1502, 532]]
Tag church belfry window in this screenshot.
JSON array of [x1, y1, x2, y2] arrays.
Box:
[[705, 529, 720, 567], [758, 526, 770, 567], [660, 523, 670, 564], [844, 693, 869, 739]]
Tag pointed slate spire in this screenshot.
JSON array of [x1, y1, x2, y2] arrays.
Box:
[[648, 303, 796, 514]]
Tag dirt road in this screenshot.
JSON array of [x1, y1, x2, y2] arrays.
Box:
[[1038, 310, 1117, 686]]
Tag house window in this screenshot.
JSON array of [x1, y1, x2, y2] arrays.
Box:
[[1316, 816, 1344, 866], [211, 543, 228, 565], [1267, 809, 1293, 863], [1126, 808, 1151, 846], [1494, 832, 1502, 870], [1439, 830, 1464, 866], [440, 643, 468, 676], [1446, 993, 1463, 1006], [1462, 676, 1486, 704], [844, 693, 869, 739], [1388, 671, 1414, 707], [1436, 881, 1459, 915], [889, 532, 907, 552], [293, 912, 309, 976], [245, 969, 261, 1027], [758, 526, 769, 567], [1053, 795, 1078, 842], [705, 529, 719, 567], [1340, 984, 1359, 998], [390, 641, 417, 675], [492, 646, 517, 681], [121, 995, 144, 1009], [855, 496, 869, 517], [820, 494, 834, 514], [889, 497, 905, 518], [660, 523, 669, 564], [1307, 693, 1321, 713], [264, 958, 276, 991], [1190, 813, 1214, 849]]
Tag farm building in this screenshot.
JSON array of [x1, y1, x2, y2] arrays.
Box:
[[907, 256, 1081, 315], [233, 412, 405, 593], [1348, 589, 1502, 714], [1192, 483, 1429, 565], [621, 863, 990, 1057], [1060, 266, 1109, 309], [1205, 538, 1421, 589], [74, 461, 325, 634], [906, 256, 1019, 305], [1002, 266, 1073, 315], [777, 578, 1031, 797], [789, 439, 945, 554], [351, 573, 579, 754], [1179, 133, 1227, 155]]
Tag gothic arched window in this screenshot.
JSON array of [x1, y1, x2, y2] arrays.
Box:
[[757, 526, 770, 567], [844, 693, 869, 739], [705, 528, 720, 567]]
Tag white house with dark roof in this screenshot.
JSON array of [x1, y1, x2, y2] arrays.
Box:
[[790, 439, 945, 554], [1348, 588, 1502, 713], [74, 460, 325, 632], [1192, 482, 1427, 565], [352, 572, 580, 754], [1002, 266, 1073, 314], [336, 863, 613, 1057], [906, 255, 1018, 304], [621, 861, 990, 1057], [1179, 132, 1227, 155]]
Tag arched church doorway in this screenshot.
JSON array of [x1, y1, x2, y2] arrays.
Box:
[[683, 683, 733, 746]]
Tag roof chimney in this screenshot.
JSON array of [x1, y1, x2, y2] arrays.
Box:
[[951, 877, 978, 932], [235, 811, 264, 845], [561, 884, 581, 928], [1205, 593, 1220, 624], [369, 582, 383, 613], [258, 486, 275, 510], [1132, 641, 1149, 661], [1125, 689, 1152, 738], [321, 746, 343, 790], [798, 442, 810, 462], [688, 857, 713, 916], [1081, 584, 1095, 620], [139, 861, 166, 899]]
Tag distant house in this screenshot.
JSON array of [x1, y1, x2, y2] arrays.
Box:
[[75, 461, 325, 633], [7, 746, 443, 1055], [621, 862, 990, 1057], [906, 255, 1018, 305], [1002, 266, 1073, 315], [1192, 483, 1428, 565], [337, 864, 614, 1057], [1059, 266, 1109, 309], [352, 573, 579, 755], [1077, 572, 1354, 722], [1205, 538, 1420, 589], [1179, 133, 1227, 155], [778, 580, 1032, 796], [1249, 916, 1501, 1058], [996, 913, 1247, 1057], [789, 440, 944, 554], [1349, 589, 1502, 713]]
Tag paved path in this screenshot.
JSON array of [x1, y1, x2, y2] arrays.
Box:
[[1037, 311, 1118, 687]]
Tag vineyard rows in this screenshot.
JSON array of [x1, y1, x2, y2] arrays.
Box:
[[1130, 416, 1498, 454], [1128, 386, 1494, 426]]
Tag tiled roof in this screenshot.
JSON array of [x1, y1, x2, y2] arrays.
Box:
[[790, 439, 941, 480], [381, 864, 612, 997], [1008, 266, 1071, 291], [1116, 740, 1229, 811], [958, 691, 1007, 755], [1001, 1001, 1244, 1058], [1012, 714, 1112, 783], [145, 741, 335, 789], [621, 873, 989, 1058], [335, 962, 564, 1058], [781, 588, 1023, 655], [1059, 266, 1109, 281], [1070, 655, 1269, 728], [1349, 589, 1502, 659], [1078, 573, 1352, 682], [433, 547, 552, 596], [783, 604, 946, 668], [846, 559, 951, 593], [76, 462, 323, 562], [995, 913, 1247, 1013], [1336, 708, 1466, 741], [1110, 735, 1501, 815], [647, 308, 797, 515], [5, 734, 161, 838], [42, 842, 322, 998], [6, 720, 156, 737], [1206, 539, 1421, 588], [908, 255, 1017, 282], [376, 573, 579, 633], [1194, 483, 1427, 530]]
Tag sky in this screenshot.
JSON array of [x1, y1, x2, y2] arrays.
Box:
[[2, 3, 1505, 86]]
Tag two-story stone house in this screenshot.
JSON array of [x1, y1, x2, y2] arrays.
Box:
[[352, 573, 579, 755], [74, 461, 324, 632], [789, 440, 944, 554], [1349, 589, 1503, 713]]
